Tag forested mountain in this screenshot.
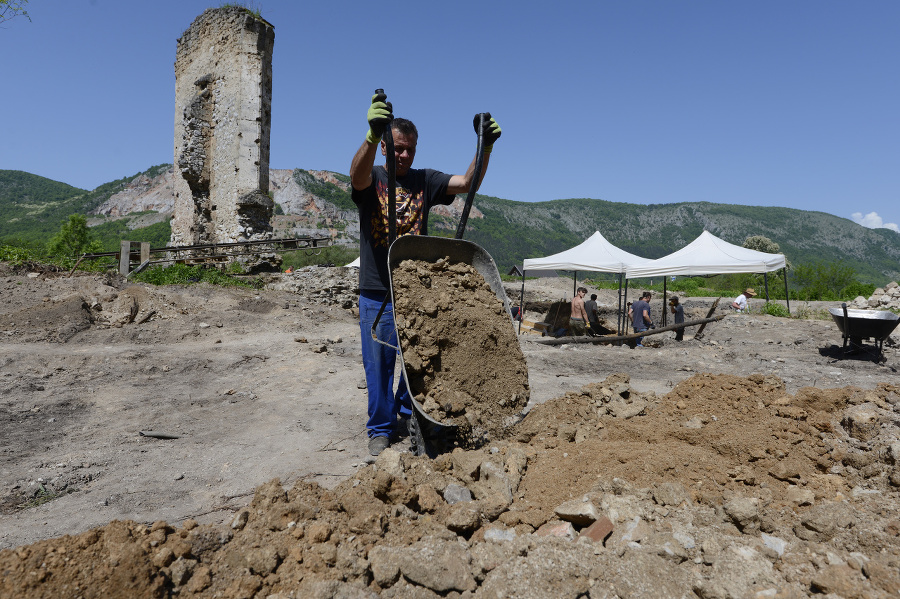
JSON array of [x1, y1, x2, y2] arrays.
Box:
[[2, 168, 898, 284]]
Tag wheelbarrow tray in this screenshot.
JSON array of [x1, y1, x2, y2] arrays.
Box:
[[387, 235, 516, 427], [828, 307, 900, 342]]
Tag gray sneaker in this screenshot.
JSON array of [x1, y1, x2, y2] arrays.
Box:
[[368, 436, 390, 456]]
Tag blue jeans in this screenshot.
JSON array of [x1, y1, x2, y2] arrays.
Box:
[[634, 327, 647, 346], [359, 291, 411, 438]]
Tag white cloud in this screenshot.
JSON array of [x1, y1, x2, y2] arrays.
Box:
[[851, 211, 900, 233]]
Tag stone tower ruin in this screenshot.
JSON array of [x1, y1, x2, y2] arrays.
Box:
[[170, 7, 276, 264]]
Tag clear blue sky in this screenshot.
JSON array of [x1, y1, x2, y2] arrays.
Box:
[[3, 1, 898, 233]]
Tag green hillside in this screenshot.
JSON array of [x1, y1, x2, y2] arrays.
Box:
[[0, 167, 170, 248], [2, 166, 899, 286], [465, 196, 900, 284]]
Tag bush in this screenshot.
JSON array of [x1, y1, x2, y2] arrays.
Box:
[[840, 281, 876, 300], [131, 263, 254, 288], [760, 302, 791, 318], [280, 245, 358, 270], [47, 214, 103, 260]]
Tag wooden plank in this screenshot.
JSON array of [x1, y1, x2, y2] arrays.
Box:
[[119, 240, 131, 275], [530, 314, 727, 346], [694, 297, 722, 340]]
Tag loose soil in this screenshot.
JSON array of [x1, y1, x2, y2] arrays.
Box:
[[392, 257, 528, 440], [2, 264, 900, 598]]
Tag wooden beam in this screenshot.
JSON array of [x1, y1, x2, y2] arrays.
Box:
[[529, 314, 727, 346]]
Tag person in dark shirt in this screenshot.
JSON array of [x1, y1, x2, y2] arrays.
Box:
[[631, 292, 653, 347], [349, 90, 501, 456], [670, 295, 685, 341]]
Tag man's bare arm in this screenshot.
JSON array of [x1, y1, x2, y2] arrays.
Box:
[[446, 152, 491, 195], [350, 140, 379, 191]]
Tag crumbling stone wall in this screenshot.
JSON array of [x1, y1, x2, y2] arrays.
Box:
[[170, 7, 276, 263]]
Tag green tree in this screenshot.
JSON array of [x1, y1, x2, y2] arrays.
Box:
[[47, 214, 103, 258], [0, 0, 30, 24], [791, 260, 858, 301]]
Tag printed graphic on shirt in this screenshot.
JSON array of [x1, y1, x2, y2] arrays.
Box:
[[370, 180, 426, 247]]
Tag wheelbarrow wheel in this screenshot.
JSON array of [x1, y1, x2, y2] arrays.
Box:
[[408, 411, 428, 457]]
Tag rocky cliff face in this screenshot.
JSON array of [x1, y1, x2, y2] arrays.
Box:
[[93, 167, 178, 217], [93, 166, 483, 244], [94, 167, 351, 218]]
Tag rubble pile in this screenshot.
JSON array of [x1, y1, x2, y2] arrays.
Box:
[[266, 265, 358, 309], [3, 373, 900, 598], [849, 280, 900, 311]]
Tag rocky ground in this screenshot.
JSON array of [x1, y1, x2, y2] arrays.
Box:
[[1, 262, 900, 598]]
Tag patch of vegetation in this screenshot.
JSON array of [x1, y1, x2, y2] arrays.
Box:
[[280, 245, 358, 270], [91, 218, 172, 251], [760, 302, 791, 318], [131, 263, 257, 288], [0, 165, 171, 246], [219, 1, 263, 19], [292, 169, 355, 211], [18, 486, 65, 510]]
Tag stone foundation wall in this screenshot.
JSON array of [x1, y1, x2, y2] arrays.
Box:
[[170, 7, 275, 254]]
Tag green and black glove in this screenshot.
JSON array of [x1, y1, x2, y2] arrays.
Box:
[[473, 112, 502, 153], [366, 91, 393, 144]]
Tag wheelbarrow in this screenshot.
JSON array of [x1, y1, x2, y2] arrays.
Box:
[[828, 303, 900, 359]]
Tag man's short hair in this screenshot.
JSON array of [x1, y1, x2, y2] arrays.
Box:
[[642, 291, 651, 299], [391, 117, 418, 139], [577, 287, 587, 294], [590, 294, 597, 300]]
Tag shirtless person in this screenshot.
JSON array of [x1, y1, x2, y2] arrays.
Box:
[[570, 287, 591, 336]]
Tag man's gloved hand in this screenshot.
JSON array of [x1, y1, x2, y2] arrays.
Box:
[[366, 92, 393, 144], [474, 113, 501, 153]]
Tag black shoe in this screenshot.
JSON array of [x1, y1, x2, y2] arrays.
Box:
[[368, 436, 390, 456]]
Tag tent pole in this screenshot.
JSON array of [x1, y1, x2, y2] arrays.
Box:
[[573, 272, 577, 298], [663, 279, 668, 327], [623, 278, 630, 336], [764, 272, 770, 302], [783, 268, 791, 314], [518, 269, 525, 335], [617, 273, 623, 336]]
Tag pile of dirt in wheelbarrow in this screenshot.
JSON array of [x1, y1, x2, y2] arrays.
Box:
[[391, 257, 529, 440]]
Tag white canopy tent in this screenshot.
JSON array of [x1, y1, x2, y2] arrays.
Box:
[[625, 230, 789, 322], [523, 231, 650, 273], [625, 230, 786, 278], [519, 232, 651, 334]]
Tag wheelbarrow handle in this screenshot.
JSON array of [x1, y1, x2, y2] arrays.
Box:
[[375, 88, 397, 244], [455, 113, 486, 240], [370, 295, 400, 351]]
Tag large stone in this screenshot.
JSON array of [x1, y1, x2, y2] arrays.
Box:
[[653, 482, 690, 507], [479, 541, 596, 598], [579, 517, 614, 544], [794, 501, 856, 541], [609, 550, 694, 598], [554, 498, 599, 526], [396, 537, 476, 593], [698, 544, 777, 599], [535, 520, 577, 540], [810, 564, 865, 596], [842, 403, 883, 441], [723, 497, 759, 532]]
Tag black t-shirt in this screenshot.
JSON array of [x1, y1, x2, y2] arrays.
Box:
[[351, 165, 454, 293]]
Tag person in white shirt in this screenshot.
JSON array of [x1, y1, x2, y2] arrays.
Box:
[[731, 288, 757, 313]]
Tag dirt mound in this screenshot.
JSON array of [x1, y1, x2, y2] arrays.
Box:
[[392, 257, 529, 439], [4, 372, 900, 598]]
